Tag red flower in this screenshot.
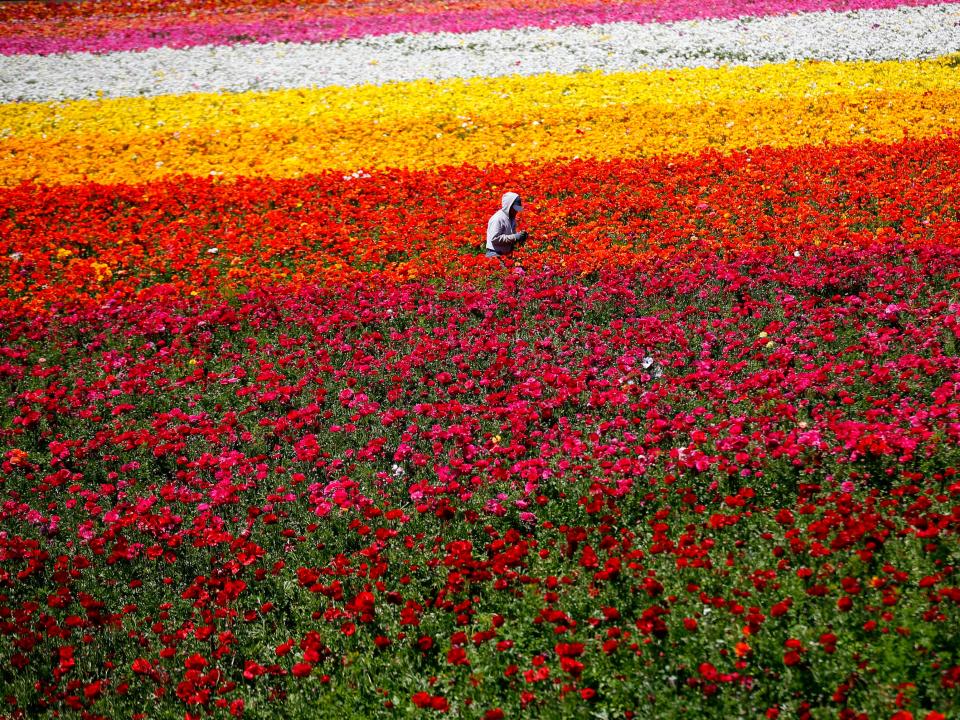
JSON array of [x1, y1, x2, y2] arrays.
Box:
[[412, 693, 432, 709], [243, 660, 265, 679], [447, 646, 469, 666], [560, 656, 584, 677], [412, 692, 448, 711], [819, 633, 837, 654], [352, 590, 376, 621], [783, 651, 803, 667], [184, 653, 207, 670], [770, 599, 792, 618], [275, 639, 294, 656], [291, 662, 313, 678], [554, 642, 584, 657]]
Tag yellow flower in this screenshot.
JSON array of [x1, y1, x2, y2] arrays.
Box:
[[2, 57, 957, 186], [91, 261, 112, 282]]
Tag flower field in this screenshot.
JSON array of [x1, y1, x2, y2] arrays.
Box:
[[2, 2, 960, 719]]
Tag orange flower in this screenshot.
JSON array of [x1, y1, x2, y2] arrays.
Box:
[[7, 449, 28, 466]]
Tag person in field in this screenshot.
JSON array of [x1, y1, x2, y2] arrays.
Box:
[[485, 191, 528, 261]]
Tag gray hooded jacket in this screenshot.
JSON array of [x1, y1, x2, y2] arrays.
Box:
[[486, 192, 522, 255]]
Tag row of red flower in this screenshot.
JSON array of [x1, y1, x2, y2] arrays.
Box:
[[2, 135, 958, 313], [1, 246, 958, 718]]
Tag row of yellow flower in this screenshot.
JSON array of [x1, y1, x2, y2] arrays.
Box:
[[2, 57, 958, 186], [8, 57, 956, 136]]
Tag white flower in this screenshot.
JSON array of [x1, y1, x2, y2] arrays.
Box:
[[642, 356, 664, 378], [207, 247, 219, 254], [3, 4, 957, 102]]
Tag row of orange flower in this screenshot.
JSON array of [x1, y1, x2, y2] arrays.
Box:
[[2, 134, 957, 313]]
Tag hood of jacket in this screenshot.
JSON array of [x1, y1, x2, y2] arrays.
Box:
[[500, 192, 521, 215]]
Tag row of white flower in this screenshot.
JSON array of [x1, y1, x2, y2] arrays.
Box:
[[1, 3, 958, 103]]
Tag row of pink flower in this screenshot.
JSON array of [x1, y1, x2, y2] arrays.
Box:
[[0, 0, 948, 55]]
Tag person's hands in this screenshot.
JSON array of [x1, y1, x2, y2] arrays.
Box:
[[517, 230, 528, 243]]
